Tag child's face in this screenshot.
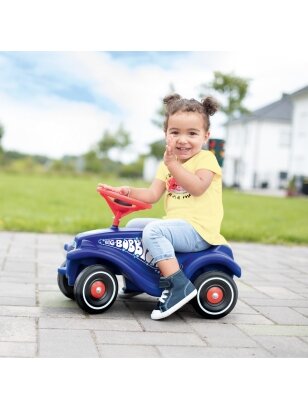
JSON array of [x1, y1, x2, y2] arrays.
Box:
[[166, 111, 210, 163]]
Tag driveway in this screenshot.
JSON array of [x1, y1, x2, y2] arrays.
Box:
[[0, 231, 308, 357]]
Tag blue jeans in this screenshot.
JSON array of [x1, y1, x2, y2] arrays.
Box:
[[126, 218, 211, 264]]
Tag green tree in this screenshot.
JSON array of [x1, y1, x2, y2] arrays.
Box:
[[119, 155, 145, 178], [83, 150, 103, 174], [149, 140, 165, 160], [83, 124, 131, 175], [98, 124, 131, 159], [200, 71, 251, 119]]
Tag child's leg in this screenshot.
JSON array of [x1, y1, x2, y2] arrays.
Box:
[[126, 218, 160, 229], [142, 219, 210, 272], [142, 219, 211, 320], [156, 258, 180, 276]]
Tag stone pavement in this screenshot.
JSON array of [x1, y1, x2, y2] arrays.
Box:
[[0, 230, 308, 358]]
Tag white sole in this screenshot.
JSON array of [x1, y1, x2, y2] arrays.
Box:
[[151, 289, 197, 320]]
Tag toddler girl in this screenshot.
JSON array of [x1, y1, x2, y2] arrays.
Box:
[[98, 93, 227, 320]]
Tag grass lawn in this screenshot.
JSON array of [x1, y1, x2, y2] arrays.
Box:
[[1, 172, 307, 244]]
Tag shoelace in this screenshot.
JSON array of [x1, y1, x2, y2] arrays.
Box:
[[159, 289, 169, 303]]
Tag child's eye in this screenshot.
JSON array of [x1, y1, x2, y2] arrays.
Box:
[[189, 132, 197, 136]]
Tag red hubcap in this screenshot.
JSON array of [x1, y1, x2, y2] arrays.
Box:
[[90, 281, 106, 299], [206, 286, 224, 304]]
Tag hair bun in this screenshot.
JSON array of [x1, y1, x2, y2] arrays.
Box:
[[201, 96, 219, 116], [163, 93, 182, 106]]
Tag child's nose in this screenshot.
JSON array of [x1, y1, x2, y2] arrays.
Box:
[[177, 134, 187, 143]]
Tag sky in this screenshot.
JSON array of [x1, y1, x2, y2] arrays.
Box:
[[1, 50, 308, 161]]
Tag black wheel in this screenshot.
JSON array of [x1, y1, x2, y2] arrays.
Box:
[[191, 271, 238, 319], [57, 262, 75, 300], [74, 265, 118, 314]]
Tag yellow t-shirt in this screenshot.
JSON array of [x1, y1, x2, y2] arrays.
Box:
[[155, 150, 227, 245]]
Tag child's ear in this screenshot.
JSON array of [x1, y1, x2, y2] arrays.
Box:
[[204, 131, 210, 142]]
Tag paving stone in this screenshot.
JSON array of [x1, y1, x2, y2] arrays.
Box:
[[95, 330, 206, 346], [216, 313, 274, 325], [38, 284, 59, 291], [236, 282, 270, 299], [254, 306, 308, 325], [0, 232, 13, 241], [253, 286, 305, 300], [231, 300, 261, 314], [157, 345, 272, 358], [39, 329, 99, 357], [0, 342, 37, 357], [0, 272, 36, 283], [244, 297, 308, 308], [252, 336, 308, 357], [0, 316, 36, 342], [188, 323, 258, 348], [85, 300, 136, 320], [293, 307, 308, 317], [133, 314, 194, 333], [39, 291, 76, 308], [11, 232, 37, 243], [3, 261, 36, 273], [6, 249, 36, 259], [5, 256, 36, 264], [39, 317, 142, 331], [238, 324, 308, 337], [285, 284, 308, 295], [40, 306, 87, 318], [0, 282, 36, 298], [37, 263, 59, 276], [98, 344, 161, 358], [37, 252, 63, 264], [0, 296, 36, 306], [0, 305, 40, 317]]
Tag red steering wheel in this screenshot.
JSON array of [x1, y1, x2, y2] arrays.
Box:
[[97, 187, 152, 227]]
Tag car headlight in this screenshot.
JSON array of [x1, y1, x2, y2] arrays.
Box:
[[64, 240, 77, 252]]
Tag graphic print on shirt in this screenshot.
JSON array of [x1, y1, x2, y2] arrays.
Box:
[[166, 174, 191, 200]]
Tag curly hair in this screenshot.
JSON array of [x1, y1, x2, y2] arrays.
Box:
[[163, 93, 219, 132]]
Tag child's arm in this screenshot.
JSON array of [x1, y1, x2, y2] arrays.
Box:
[[97, 179, 165, 204], [167, 164, 214, 196], [164, 138, 214, 196]]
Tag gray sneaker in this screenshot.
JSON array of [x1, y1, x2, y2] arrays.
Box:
[[151, 270, 197, 320]]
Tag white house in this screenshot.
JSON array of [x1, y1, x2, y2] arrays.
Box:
[[223, 93, 293, 190], [289, 86, 308, 178]]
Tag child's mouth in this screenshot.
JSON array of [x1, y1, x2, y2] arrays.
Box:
[[176, 147, 191, 153]]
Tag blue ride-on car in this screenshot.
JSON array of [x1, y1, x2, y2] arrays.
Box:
[[57, 187, 241, 318]]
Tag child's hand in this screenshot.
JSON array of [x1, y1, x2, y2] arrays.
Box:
[[97, 183, 130, 196], [164, 137, 177, 167]]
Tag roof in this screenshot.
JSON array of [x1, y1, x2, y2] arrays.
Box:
[[291, 85, 308, 99], [251, 93, 293, 121], [226, 93, 293, 126]]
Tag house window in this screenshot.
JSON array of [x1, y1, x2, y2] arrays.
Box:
[[278, 171, 288, 189], [279, 171, 288, 180]]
